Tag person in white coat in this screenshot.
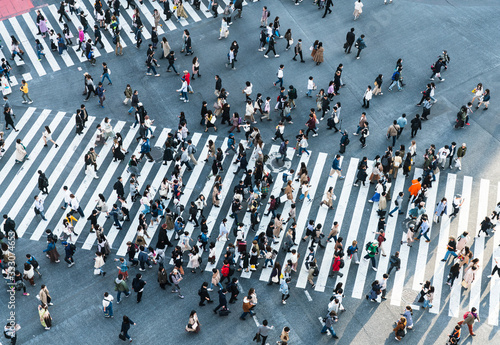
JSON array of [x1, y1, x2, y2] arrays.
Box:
[[362, 86, 372, 108], [219, 18, 229, 40], [15, 138, 28, 163], [176, 78, 189, 102], [353, 0, 364, 20]]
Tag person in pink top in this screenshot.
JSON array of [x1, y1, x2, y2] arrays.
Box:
[[76, 27, 85, 53]]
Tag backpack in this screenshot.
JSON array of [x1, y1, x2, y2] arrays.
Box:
[[29, 257, 39, 269], [198, 288, 202, 296], [344, 137, 350, 146], [69, 243, 77, 253], [266, 10, 270, 17], [347, 246, 354, 255], [191, 146, 197, 154], [463, 311, 471, 320], [365, 241, 372, 251], [112, 36, 117, 44], [221, 265, 230, 277], [275, 196, 281, 207], [339, 259, 345, 269]]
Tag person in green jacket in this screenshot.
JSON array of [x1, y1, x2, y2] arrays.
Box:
[[363, 241, 378, 270], [115, 274, 131, 303]]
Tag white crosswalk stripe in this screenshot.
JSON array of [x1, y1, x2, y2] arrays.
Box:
[[1, 107, 498, 326], [488, 183, 500, 326], [315, 158, 358, 292], [103, 128, 171, 251], [259, 153, 310, 282], [429, 174, 456, 314], [0, 21, 25, 66], [9, 17, 47, 76], [47, 4, 88, 62], [38, 8, 75, 67], [21, 13, 61, 72], [448, 176, 472, 318]]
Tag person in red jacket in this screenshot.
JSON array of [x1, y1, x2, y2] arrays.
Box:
[[305, 113, 318, 137], [329, 254, 344, 278], [220, 260, 231, 284]]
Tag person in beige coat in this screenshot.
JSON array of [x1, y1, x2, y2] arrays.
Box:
[[39, 285, 53, 306], [392, 152, 402, 178], [176, 1, 188, 20], [273, 214, 283, 242], [313, 42, 324, 65], [160, 37, 171, 59], [15, 138, 28, 163], [320, 186, 335, 209], [284, 181, 294, 204]]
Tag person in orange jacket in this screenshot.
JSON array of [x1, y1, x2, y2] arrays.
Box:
[[407, 177, 422, 204]]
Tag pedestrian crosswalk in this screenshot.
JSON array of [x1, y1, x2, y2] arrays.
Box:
[[1, 107, 499, 326], [0, 0, 251, 81]]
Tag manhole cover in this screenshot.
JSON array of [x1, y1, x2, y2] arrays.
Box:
[[150, 147, 164, 163], [265, 152, 291, 173], [402, 289, 416, 304]]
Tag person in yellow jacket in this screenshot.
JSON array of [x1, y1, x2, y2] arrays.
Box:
[[20, 80, 33, 104]]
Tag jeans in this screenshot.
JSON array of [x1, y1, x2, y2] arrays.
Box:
[[416, 231, 430, 241], [388, 80, 402, 91], [298, 147, 310, 156], [388, 206, 400, 216], [139, 259, 151, 270], [167, 62, 178, 73], [147, 65, 157, 75], [103, 302, 113, 317], [307, 89, 313, 97], [101, 73, 112, 84], [112, 214, 122, 229], [274, 77, 283, 88], [321, 325, 337, 337], [36, 50, 45, 59], [443, 250, 458, 261], [64, 255, 74, 264], [423, 299, 432, 309], [37, 210, 47, 220], [240, 311, 254, 319], [181, 160, 192, 171], [264, 259, 273, 267], [209, 282, 222, 290], [116, 290, 130, 302], [180, 91, 188, 100]]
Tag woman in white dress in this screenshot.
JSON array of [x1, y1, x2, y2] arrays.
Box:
[[188, 247, 200, 273], [219, 18, 229, 40], [353, 0, 364, 20], [102, 117, 115, 142], [42, 126, 58, 148]]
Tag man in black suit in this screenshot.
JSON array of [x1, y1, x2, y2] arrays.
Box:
[[344, 28, 355, 53]]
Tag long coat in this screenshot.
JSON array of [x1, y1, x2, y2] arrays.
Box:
[[313, 47, 324, 63], [15, 142, 27, 161]]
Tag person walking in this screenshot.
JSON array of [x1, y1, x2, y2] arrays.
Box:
[[344, 28, 355, 53], [362, 86, 372, 108], [37, 170, 49, 195], [449, 194, 465, 218], [476, 89, 490, 110], [256, 319, 274, 345], [38, 304, 52, 330], [185, 310, 200, 333], [363, 241, 378, 271], [213, 288, 228, 314], [353, 0, 364, 20], [279, 278, 290, 304], [329, 154, 345, 179], [386, 120, 400, 147], [20, 80, 33, 104], [102, 292, 114, 318], [388, 67, 403, 92], [4, 105, 19, 132], [410, 114, 422, 138], [414, 216, 431, 242], [292, 39, 305, 62], [457, 307, 479, 336], [132, 273, 146, 303], [355, 34, 366, 59], [34, 196, 47, 221], [120, 316, 136, 341], [114, 274, 131, 303]]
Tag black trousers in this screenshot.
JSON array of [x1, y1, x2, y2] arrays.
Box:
[[265, 47, 277, 56], [356, 48, 362, 58], [322, 5, 332, 17], [411, 128, 418, 137], [293, 51, 303, 61], [136, 291, 143, 303], [59, 11, 70, 23], [345, 43, 353, 53]]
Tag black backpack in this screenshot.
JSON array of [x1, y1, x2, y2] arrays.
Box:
[[69, 243, 77, 253], [339, 259, 345, 269]]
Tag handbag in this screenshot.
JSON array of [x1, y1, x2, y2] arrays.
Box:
[[253, 332, 262, 342], [289, 39, 294, 45], [272, 275, 279, 283], [119, 333, 126, 341], [94, 268, 101, 275]]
